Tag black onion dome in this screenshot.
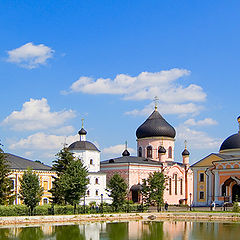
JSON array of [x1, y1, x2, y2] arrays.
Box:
[[68, 141, 100, 152], [136, 110, 176, 139], [158, 146, 166, 154], [219, 133, 240, 152], [78, 128, 87, 135], [122, 149, 130, 156], [182, 149, 190, 156]]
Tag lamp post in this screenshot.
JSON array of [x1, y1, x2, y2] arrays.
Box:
[[101, 194, 103, 213], [84, 195, 86, 214], [189, 193, 192, 211]]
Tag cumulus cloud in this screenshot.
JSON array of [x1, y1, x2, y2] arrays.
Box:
[[184, 118, 218, 126], [177, 125, 222, 150], [64, 69, 207, 116], [7, 42, 54, 69], [102, 144, 135, 156], [125, 102, 203, 116], [9, 132, 79, 151], [2, 98, 76, 131]]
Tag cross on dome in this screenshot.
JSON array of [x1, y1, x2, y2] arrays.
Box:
[[154, 96, 159, 111]]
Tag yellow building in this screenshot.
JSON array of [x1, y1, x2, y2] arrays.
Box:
[[192, 116, 240, 206], [6, 153, 56, 205]]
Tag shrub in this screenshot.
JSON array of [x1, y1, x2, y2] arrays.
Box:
[[0, 205, 28, 216], [232, 202, 240, 212]]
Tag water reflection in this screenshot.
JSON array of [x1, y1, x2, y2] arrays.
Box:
[[0, 220, 240, 240]]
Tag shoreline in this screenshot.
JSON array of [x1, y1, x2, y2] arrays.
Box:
[[1, 212, 240, 226]]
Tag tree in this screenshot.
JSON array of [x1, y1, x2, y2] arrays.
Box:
[[59, 159, 89, 211], [141, 171, 166, 211], [0, 145, 15, 205], [107, 173, 127, 211], [50, 147, 75, 204], [19, 168, 43, 215]]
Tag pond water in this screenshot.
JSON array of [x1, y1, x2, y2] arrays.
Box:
[[0, 220, 240, 240]]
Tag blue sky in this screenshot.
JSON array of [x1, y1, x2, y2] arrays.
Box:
[[0, 0, 239, 165]]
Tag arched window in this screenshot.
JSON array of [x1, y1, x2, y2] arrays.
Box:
[[168, 147, 172, 159], [180, 179, 183, 195], [169, 178, 172, 195], [174, 174, 178, 195], [147, 146, 152, 158], [90, 159, 93, 165], [95, 178, 99, 184], [43, 198, 48, 205], [138, 147, 142, 157], [96, 190, 98, 196], [87, 190, 90, 196]]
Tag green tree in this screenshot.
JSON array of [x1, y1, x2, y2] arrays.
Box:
[[142, 171, 166, 211], [0, 145, 15, 205], [50, 147, 75, 204], [107, 173, 127, 212], [19, 168, 43, 215], [59, 159, 89, 211]]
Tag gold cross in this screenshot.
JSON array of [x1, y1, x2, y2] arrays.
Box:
[[81, 118, 84, 128], [184, 140, 187, 149], [154, 96, 159, 111]]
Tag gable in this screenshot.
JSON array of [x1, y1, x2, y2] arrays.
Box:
[[191, 153, 223, 168]]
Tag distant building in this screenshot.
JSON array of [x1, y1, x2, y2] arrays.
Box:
[[68, 124, 111, 205], [7, 153, 55, 205], [192, 116, 240, 206], [101, 105, 193, 205]]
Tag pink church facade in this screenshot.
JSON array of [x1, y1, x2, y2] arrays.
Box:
[[101, 107, 193, 205]]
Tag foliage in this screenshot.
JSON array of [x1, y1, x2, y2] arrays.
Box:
[[232, 202, 240, 212], [0, 145, 15, 205], [50, 147, 75, 204], [0, 205, 28, 216], [19, 168, 43, 215], [141, 171, 166, 211], [58, 159, 89, 206], [107, 173, 127, 211]]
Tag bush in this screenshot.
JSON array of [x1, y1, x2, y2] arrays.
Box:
[[0, 205, 28, 216], [232, 202, 240, 212]]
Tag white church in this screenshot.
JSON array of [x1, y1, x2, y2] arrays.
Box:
[[68, 123, 111, 205]]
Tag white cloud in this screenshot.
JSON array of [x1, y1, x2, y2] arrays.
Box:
[[7, 42, 54, 69], [125, 102, 203, 116], [9, 132, 79, 151], [67, 69, 204, 102], [102, 144, 135, 156], [184, 118, 218, 126], [49, 125, 75, 135], [65, 69, 207, 116], [177, 125, 222, 150], [2, 98, 76, 131]]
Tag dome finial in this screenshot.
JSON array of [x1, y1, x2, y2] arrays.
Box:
[[81, 118, 84, 128], [122, 141, 130, 156], [154, 96, 159, 111], [184, 140, 187, 149]]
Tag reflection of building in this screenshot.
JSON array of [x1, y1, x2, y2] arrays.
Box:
[[101, 105, 193, 205], [68, 123, 111, 205], [7, 153, 55, 205], [192, 116, 240, 206]]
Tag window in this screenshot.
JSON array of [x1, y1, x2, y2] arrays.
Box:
[[169, 178, 172, 195], [174, 174, 178, 195], [147, 146, 152, 158], [10, 179, 15, 190], [87, 190, 90, 196], [90, 159, 93, 165], [222, 185, 226, 196], [43, 198, 48, 205], [43, 181, 48, 191], [199, 173, 204, 182], [180, 179, 183, 195], [199, 191, 204, 199], [138, 147, 142, 157], [95, 178, 99, 184], [96, 190, 98, 196], [168, 147, 172, 159]]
